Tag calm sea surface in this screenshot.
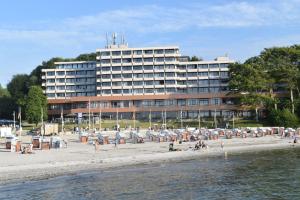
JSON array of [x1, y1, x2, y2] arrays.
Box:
[[1, 148, 300, 200]]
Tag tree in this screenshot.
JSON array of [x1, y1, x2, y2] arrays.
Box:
[[7, 74, 30, 108], [190, 56, 202, 61], [0, 84, 10, 97], [228, 62, 269, 121], [25, 86, 47, 125]]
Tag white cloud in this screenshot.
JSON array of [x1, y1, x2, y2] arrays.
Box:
[[1, 0, 300, 44]]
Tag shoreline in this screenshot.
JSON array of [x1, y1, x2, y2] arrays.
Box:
[[0, 136, 299, 186]]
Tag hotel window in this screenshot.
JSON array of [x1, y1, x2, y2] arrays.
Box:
[[102, 90, 111, 94], [198, 64, 208, 69], [112, 59, 121, 64], [112, 74, 121, 79], [122, 50, 131, 55], [122, 58, 132, 63], [154, 65, 164, 70], [145, 88, 154, 93], [177, 99, 186, 106], [155, 57, 164, 62], [133, 73, 143, 78], [57, 71, 65, 76], [177, 80, 186, 85], [209, 64, 219, 68], [133, 89, 143, 94], [66, 71, 76, 75], [187, 87, 198, 93], [187, 80, 198, 85], [165, 49, 175, 54], [144, 73, 153, 78], [100, 51, 110, 56], [166, 88, 176, 93], [177, 73, 186, 77], [122, 66, 132, 71], [133, 66, 143, 71], [220, 71, 228, 78], [165, 65, 175, 69], [57, 93, 65, 97], [165, 80, 175, 85], [47, 79, 55, 83], [209, 72, 219, 77], [56, 86, 65, 90], [211, 98, 221, 105], [112, 51, 121, 56], [123, 89, 130, 94], [187, 64, 197, 69], [144, 50, 153, 54], [76, 71, 86, 75], [165, 72, 175, 77], [86, 70, 95, 75], [199, 99, 209, 105], [47, 94, 55, 98], [66, 78, 75, 83], [209, 79, 220, 85], [177, 88, 187, 93], [123, 74, 132, 79], [145, 81, 154, 85], [101, 59, 110, 64], [155, 100, 165, 107], [199, 72, 208, 76], [188, 99, 199, 106], [112, 89, 122, 94], [165, 57, 175, 62], [133, 81, 143, 86], [101, 74, 111, 79], [187, 72, 197, 77], [112, 82, 122, 86], [102, 67, 111, 71], [76, 85, 87, 90], [57, 78, 65, 83], [123, 81, 132, 86], [199, 87, 209, 93], [144, 58, 153, 63], [46, 86, 55, 90], [198, 80, 209, 85], [112, 66, 121, 71], [165, 100, 175, 106], [154, 49, 164, 54], [66, 85, 76, 90], [154, 72, 164, 78], [155, 88, 165, 93], [47, 72, 55, 76], [133, 58, 142, 63], [210, 87, 220, 93], [144, 65, 153, 70], [220, 63, 229, 68], [133, 50, 143, 55], [178, 65, 186, 70]]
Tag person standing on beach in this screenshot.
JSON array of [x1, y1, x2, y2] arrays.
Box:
[[221, 141, 224, 151]]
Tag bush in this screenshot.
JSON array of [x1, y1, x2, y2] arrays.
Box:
[[267, 109, 299, 128], [281, 109, 299, 128]]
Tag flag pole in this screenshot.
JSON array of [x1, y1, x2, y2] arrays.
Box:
[[88, 99, 91, 131], [19, 107, 22, 141], [13, 111, 16, 131]]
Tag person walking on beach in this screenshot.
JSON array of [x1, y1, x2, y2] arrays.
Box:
[[221, 141, 224, 151]]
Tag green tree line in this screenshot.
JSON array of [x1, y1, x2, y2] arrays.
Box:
[[228, 45, 300, 127]]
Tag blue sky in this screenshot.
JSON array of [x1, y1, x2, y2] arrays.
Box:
[[1, 0, 300, 86]]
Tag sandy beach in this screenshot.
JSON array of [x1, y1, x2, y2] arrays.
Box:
[[0, 134, 298, 185]]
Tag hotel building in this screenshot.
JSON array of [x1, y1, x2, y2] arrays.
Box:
[[42, 40, 242, 121]]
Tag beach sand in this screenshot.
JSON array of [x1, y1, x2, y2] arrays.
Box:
[[0, 134, 298, 185]]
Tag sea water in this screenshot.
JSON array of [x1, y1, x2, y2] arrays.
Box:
[[1, 148, 300, 200]]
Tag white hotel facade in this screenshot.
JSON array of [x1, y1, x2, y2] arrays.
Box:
[[42, 40, 243, 120]]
